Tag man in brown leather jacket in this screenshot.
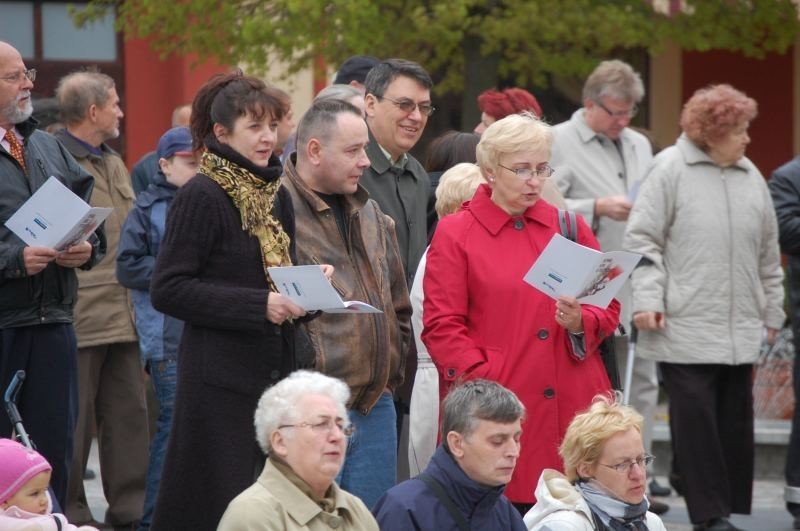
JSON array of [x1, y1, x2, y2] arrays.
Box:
[[282, 98, 411, 509]]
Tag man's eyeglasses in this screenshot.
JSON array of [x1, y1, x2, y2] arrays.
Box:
[[379, 96, 436, 117], [0, 69, 36, 84], [278, 418, 356, 437], [600, 454, 654, 474], [498, 163, 554, 181], [596, 100, 638, 119]]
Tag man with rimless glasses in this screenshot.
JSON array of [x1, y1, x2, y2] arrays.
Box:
[[550, 60, 666, 512]]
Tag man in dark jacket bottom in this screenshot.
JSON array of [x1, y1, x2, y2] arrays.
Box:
[[373, 380, 527, 530]]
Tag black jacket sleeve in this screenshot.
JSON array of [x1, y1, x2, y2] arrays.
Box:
[[769, 160, 800, 255]]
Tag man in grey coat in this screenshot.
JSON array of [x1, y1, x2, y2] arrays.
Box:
[[550, 60, 666, 508]]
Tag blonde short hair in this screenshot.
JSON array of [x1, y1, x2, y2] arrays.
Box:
[[582, 59, 645, 104], [435, 163, 483, 218], [559, 393, 643, 482], [475, 112, 552, 178]]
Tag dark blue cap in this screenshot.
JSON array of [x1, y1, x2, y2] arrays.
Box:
[[157, 126, 193, 160], [333, 55, 380, 85]]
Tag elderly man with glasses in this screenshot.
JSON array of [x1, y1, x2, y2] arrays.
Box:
[[0, 41, 103, 510], [218, 371, 379, 531], [550, 59, 667, 514]]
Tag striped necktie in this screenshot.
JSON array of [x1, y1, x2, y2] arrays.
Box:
[[4, 129, 26, 172]]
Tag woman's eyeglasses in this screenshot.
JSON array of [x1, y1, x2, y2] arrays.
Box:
[[599, 454, 655, 474], [498, 163, 555, 181], [278, 418, 356, 437]]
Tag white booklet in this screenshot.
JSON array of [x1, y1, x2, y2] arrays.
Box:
[[5, 176, 112, 252], [523, 234, 642, 309], [267, 265, 382, 314]]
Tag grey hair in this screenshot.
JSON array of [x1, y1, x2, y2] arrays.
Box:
[[364, 58, 433, 98], [56, 70, 116, 126], [442, 380, 525, 441], [295, 98, 362, 153], [582, 59, 645, 104], [315, 84, 363, 105], [254, 370, 350, 454]]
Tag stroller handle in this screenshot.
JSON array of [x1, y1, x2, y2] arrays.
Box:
[[4, 370, 33, 449], [4, 370, 25, 405]]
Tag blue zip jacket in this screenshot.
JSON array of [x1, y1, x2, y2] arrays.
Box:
[[116, 172, 183, 362], [373, 445, 527, 530]]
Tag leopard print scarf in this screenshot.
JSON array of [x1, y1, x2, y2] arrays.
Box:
[[200, 149, 291, 289]]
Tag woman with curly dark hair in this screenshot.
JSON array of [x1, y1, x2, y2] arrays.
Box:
[[148, 71, 313, 530]]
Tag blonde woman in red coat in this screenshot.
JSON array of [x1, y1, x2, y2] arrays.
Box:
[[422, 112, 620, 514]]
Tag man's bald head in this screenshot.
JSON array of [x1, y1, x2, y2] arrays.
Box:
[[0, 41, 34, 129], [172, 104, 191, 127]]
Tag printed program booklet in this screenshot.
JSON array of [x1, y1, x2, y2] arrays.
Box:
[[523, 233, 642, 309], [5, 176, 112, 251], [267, 265, 382, 314]]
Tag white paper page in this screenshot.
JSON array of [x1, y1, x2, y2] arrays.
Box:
[[573, 250, 642, 308], [523, 234, 602, 301], [523, 234, 642, 309], [627, 180, 641, 203], [267, 265, 382, 314], [4, 176, 105, 250], [54, 207, 113, 251]]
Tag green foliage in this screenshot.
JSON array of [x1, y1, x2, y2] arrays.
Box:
[[72, 0, 800, 93]]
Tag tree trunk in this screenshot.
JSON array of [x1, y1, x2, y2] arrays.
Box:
[[461, 34, 500, 132]]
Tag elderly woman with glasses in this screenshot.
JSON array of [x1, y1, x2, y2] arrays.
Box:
[[623, 84, 784, 531], [524, 394, 667, 530], [422, 112, 620, 514], [217, 371, 379, 531]]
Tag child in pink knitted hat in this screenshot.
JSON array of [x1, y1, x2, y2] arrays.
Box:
[[0, 439, 98, 530]]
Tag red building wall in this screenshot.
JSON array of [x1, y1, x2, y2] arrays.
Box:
[[122, 39, 227, 167], [682, 49, 794, 176]]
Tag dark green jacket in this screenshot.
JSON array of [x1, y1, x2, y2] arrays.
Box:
[[359, 129, 430, 286]]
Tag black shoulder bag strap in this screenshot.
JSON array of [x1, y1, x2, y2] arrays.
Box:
[[557, 209, 622, 390], [53, 515, 63, 531], [418, 473, 470, 531]]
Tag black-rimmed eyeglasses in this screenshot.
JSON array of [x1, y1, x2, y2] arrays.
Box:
[[379, 96, 436, 117]]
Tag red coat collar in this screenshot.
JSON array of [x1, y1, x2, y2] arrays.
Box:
[[465, 183, 553, 236]]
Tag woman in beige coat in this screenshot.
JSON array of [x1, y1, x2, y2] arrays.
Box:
[[217, 371, 378, 531], [623, 84, 785, 531]]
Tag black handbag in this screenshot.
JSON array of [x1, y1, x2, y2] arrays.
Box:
[[558, 209, 622, 390]]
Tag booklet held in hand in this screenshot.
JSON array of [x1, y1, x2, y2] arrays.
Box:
[[523, 234, 641, 309], [267, 265, 382, 314], [5, 176, 112, 252]]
